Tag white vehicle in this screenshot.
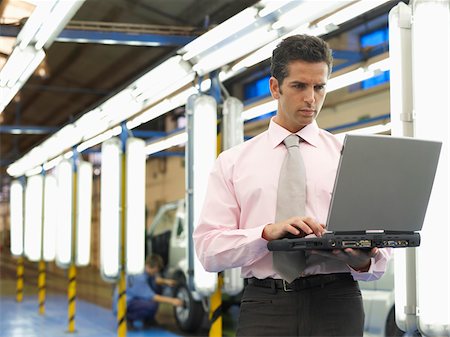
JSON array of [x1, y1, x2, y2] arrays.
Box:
[[147, 200, 243, 332]]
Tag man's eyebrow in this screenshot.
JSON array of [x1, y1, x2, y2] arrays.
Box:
[[288, 80, 306, 85], [288, 80, 327, 86]]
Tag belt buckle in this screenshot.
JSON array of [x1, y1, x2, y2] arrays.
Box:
[[282, 280, 294, 292]]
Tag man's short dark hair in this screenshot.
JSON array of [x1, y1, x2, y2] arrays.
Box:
[[146, 254, 164, 270], [270, 34, 333, 86]]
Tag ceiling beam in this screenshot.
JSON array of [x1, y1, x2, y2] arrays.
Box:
[[0, 22, 198, 47], [0, 125, 59, 135]]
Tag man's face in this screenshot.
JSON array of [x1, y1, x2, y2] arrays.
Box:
[[270, 60, 329, 133], [145, 264, 160, 276]]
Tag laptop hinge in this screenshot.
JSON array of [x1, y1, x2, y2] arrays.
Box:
[[334, 231, 366, 235]]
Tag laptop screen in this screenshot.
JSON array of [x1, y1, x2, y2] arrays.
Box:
[[326, 134, 441, 233]]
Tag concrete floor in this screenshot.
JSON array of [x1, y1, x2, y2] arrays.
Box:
[[0, 254, 237, 337], [0, 294, 181, 337]]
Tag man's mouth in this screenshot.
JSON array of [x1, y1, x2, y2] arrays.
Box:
[[299, 109, 316, 116]]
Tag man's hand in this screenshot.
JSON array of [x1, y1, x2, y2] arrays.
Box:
[[171, 298, 184, 307], [156, 276, 178, 287], [311, 247, 378, 272], [163, 278, 177, 287], [262, 216, 326, 241]]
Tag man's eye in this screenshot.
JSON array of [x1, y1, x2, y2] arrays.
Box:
[[315, 85, 325, 91]]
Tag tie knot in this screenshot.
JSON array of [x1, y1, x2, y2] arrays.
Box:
[[283, 134, 301, 148]]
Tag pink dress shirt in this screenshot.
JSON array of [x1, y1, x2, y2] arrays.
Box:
[[193, 118, 392, 281]]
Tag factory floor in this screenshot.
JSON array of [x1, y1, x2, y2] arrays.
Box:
[[0, 294, 181, 337], [0, 254, 216, 337]]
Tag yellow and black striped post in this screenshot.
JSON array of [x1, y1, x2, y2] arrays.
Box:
[[67, 167, 78, 332], [38, 260, 46, 314], [117, 151, 127, 337], [209, 272, 224, 337], [67, 264, 77, 332], [117, 270, 127, 337], [16, 256, 24, 302]]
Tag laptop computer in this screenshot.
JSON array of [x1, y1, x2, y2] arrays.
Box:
[[267, 134, 442, 251]]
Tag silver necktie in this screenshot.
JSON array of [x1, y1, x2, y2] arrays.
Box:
[[273, 134, 307, 282]]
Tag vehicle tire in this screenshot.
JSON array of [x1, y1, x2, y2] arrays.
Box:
[[385, 306, 422, 337], [173, 283, 205, 333], [385, 307, 406, 337]]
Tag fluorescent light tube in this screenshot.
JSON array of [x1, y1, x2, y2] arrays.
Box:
[[43, 174, 58, 261], [242, 99, 277, 121], [191, 95, 218, 296], [315, 0, 391, 32], [100, 137, 121, 281], [10, 180, 24, 257], [126, 137, 146, 275], [144, 131, 188, 155], [55, 159, 73, 268], [413, 0, 450, 333], [24, 174, 44, 261], [76, 161, 93, 266], [193, 26, 277, 76], [181, 7, 259, 61]]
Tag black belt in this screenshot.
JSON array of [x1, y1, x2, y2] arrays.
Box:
[[245, 273, 353, 292]]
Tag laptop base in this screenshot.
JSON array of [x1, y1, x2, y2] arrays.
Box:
[[267, 232, 420, 251]]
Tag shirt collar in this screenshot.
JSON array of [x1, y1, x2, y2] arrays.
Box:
[[268, 117, 320, 148]]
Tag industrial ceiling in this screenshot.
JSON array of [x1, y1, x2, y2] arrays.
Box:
[[0, 0, 259, 174]]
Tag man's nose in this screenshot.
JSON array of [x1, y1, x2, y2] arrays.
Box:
[[304, 87, 315, 104]]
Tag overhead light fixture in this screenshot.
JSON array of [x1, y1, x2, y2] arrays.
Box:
[[100, 137, 122, 281], [10, 180, 24, 257], [187, 95, 218, 296], [55, 159, 73, 268], [0, 49, 45, 112], [76, 125, 122, 154], [126, 138, 146, 275], [388, 4, 417, 334], [76, 160, 93, 266], [334, 122, 392, 142], [16, 0, 85, 50], [127, 87, 197, 130], [193, 26, 278, 76], [24, 174, 44, 262], [242, 99, 277, 121], [131, 55, 194, 104], [180, 7, 259, 62], [412, 0, 450, 334], [271, 1, 346, 31], [144, 131, 188, 156], [327, 58, 390, 92], [257, 0, 290, 18], [43, 174, 58, 261], [311, 0, 392, 35], [0, 0, 85, 114]]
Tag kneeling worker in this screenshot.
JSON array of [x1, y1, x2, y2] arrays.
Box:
[[113, 254, 184, 329]]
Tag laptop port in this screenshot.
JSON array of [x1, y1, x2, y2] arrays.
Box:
[[342, 240, 372, 248], [342, 240, 358, 247], [383, 240, 409, 247]]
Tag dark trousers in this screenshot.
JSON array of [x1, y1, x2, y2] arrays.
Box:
[[127, 299, 159, 322], [236, 275, 364, 337]]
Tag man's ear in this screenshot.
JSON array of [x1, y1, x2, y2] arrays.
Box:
[[269, 77, 280, 99]]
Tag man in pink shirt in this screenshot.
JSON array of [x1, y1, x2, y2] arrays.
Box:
[[193, 34, 392, 336]]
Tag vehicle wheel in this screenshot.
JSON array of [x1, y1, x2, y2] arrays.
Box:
[[173, 283, 205, 332], [385, 307, 405, 337], [385, 306, 422, 337]]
